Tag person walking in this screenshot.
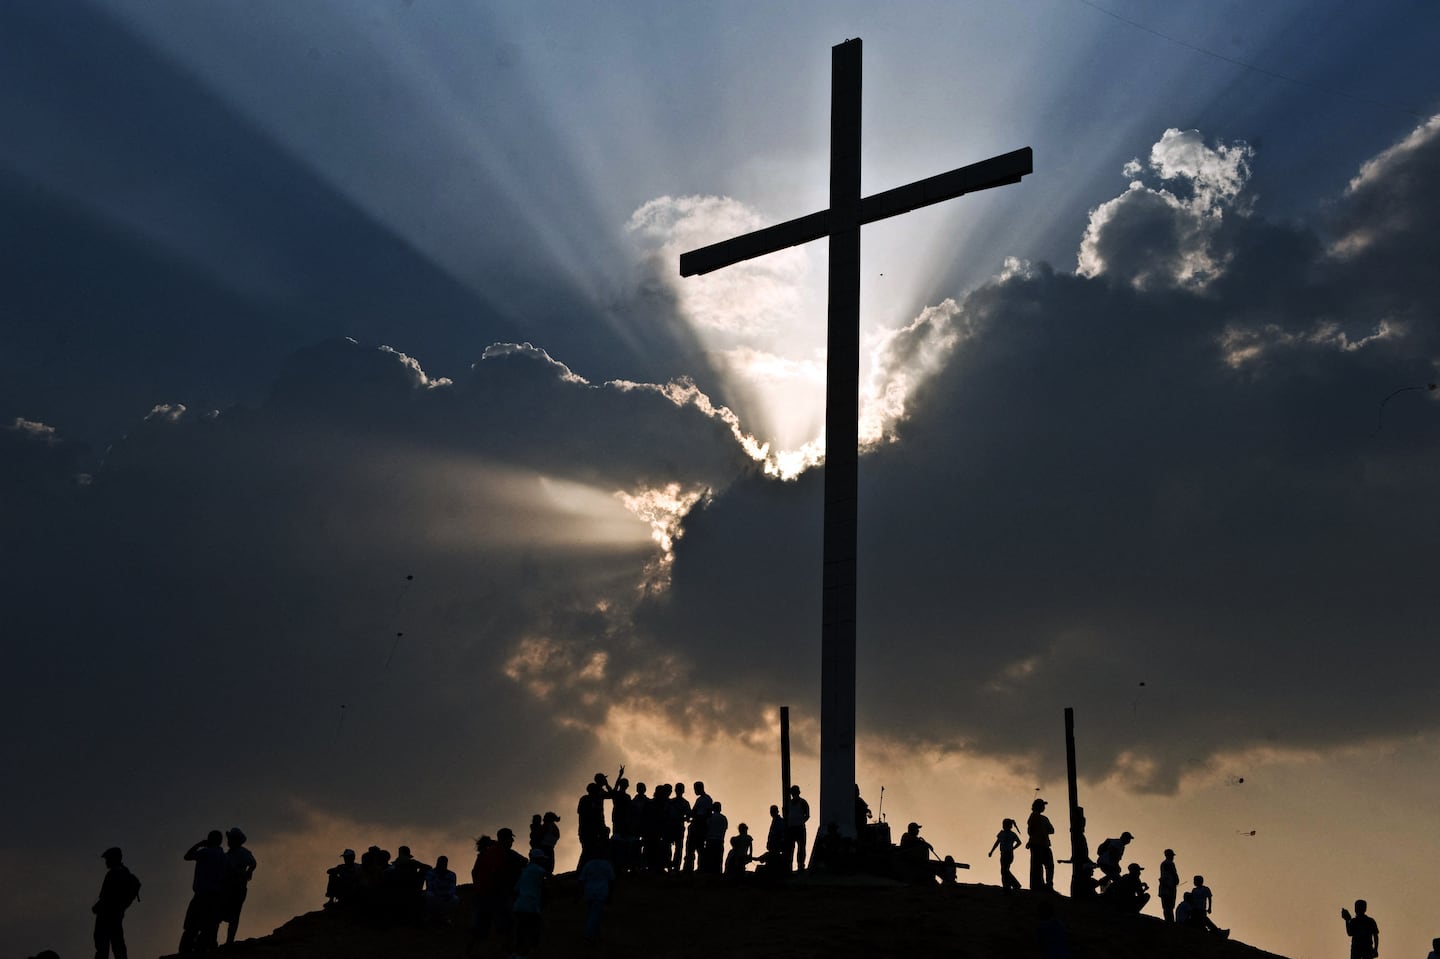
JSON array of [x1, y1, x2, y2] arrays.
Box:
[[94, 847, 141, 959], [987, 818, 1022, 892]]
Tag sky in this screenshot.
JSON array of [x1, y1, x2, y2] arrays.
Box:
[[3, 1, 1438, 956]]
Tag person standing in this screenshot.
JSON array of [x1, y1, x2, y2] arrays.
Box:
[[179, 830, 227, 958], [703, 801, 728, 874], [987, 819, 1023, 892], [94, 847, 140, 959], [512, 849, 546, 958], [1026, 798, 1055, 891], [786, 785, 811, 872], [1341, 899, 1379, 959], [1157, 849, 1179, 922], [220, 828, 257, 945], [579, 846, 616, 942]]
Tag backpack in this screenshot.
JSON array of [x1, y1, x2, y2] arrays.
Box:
[[116, 868, 142, 909]]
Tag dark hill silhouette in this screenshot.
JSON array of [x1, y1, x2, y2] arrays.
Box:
[[180, 872, 1294, 959]]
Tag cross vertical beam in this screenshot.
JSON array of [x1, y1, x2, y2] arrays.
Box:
[[819, 38, 861, 843], [678, 38, 1032, 845]]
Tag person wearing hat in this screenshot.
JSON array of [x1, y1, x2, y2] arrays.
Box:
[[1095, 831, 1134, 888], [898, 822, 937, 884], [325, 848, 360, 906], [221, 827, 257, 945], [1101, 862, 1150, 913], [467, 826, 526, 952], [94, 846, 141, 959], [1026, 798, 1055, 891]]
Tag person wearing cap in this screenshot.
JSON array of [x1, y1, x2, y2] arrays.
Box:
[[94, 846, 140, 959], [221, 827, 257, 945], [1095, 831, 1133, 888], [325, 848, 360, 906], [1026, 798, 1055, 891], [898, 822, 937, 884], [1157, 849, 1180, 921], [1101, 862, 1150, 913], [467, 826, 525, 952]]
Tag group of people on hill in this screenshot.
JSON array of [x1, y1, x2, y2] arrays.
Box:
[[566, 768, 813, 879], [322, 843, 460, 923], [77, 775, 1404, 959], [90, 827, 256, 959]]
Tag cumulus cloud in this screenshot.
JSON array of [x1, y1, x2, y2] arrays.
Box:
[[1078, 128, 1255, 289]]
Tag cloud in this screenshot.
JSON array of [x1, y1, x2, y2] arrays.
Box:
[[1078, 128, 1255, 290]]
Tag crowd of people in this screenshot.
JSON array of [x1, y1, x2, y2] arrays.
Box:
[[77, 773, 1402, 959]]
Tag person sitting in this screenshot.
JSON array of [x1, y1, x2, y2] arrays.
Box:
[[1100, 863, 1150, 913], [898, 822, 939, 884], [725, 824, 755, 876], [325, 849, 361, 907]]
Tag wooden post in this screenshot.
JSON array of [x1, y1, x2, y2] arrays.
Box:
[[1065, 706, 1093, 897], [780, 705, 792, 818]]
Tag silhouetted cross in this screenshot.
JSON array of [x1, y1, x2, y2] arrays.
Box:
[[680, 37, 1032, 838]]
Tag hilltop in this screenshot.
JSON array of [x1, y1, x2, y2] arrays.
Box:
[[207, 873, 1294, 959]]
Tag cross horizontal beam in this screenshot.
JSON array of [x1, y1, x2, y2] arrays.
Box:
[[678, 146, 1032, 277]]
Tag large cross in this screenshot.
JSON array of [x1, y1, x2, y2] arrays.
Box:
[[680, 37, 1032, 839]]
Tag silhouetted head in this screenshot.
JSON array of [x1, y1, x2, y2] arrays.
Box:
[[738, 823, 749, 834], [544, 811, 560, 823], [1119, 831, 1133, 843], [1127, 863, 1143, 875], [790, 785, 801, 796], [1193, 875, 1204, 886], [497, 828, 515, 848], [907, 822, 921, 835], [770, 804, 780, 817], [1032, 798, 1046, 811], [474, 835, 493, 852], [694, 781, 705, 793], [587, 782, 602, 797], [713, 801, 722, 813], [593, 772, 608, 785], [1002, 818, 1016, 830], [206, 829, 224, 846], [436, 855, 448, 870], [616, 778, 629, 792], [397, 845, 412, 859], [1164, 848, 1175, 859], [226, 827, 247, 846], [341, 849, 356, 862], [636, 782, 647, 795], [674, 782, 686, 796], [1354, 899, 1367, 915], [102, 847, 123, 866]]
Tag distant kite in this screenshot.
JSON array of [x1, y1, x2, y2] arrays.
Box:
[[1372, 382, 1437, 436]]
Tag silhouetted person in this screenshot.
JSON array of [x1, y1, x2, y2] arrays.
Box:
[[94, 846, 140, 959], [854, 784, 872, 837], [1178, 885, 1229, 937], [512, 848, 546, 958], [220, 827, 256, 945], [423, 855, 458, 924], [1095, 831, 1133, 888], [1157, 849, 1179, 922], [685, 781, 713, 872], [538, 812, 560, 875], [702, 800, 728, 874], [1101, 863, 1150, 913], [468, 828, 524, 952], [579, 843, 615, 942], [611, 778, 636, 870], [630, 782, 650, 869], [179, 830, 226, 958], [988, 818, 1023, 892], [325, 849, 360, 907], [528, 814, 545, 855], [725, 823, 754, 876], [665, 782, 690, 871], [1341, 900, 1379, 959], [1026, 798, 1055, 891], [645, 784, 671, 872], [786, 785, 811, 871], [386, 845, 431, 925], [1429, 936, 1440, 959], [577, 782, 606, 869]]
